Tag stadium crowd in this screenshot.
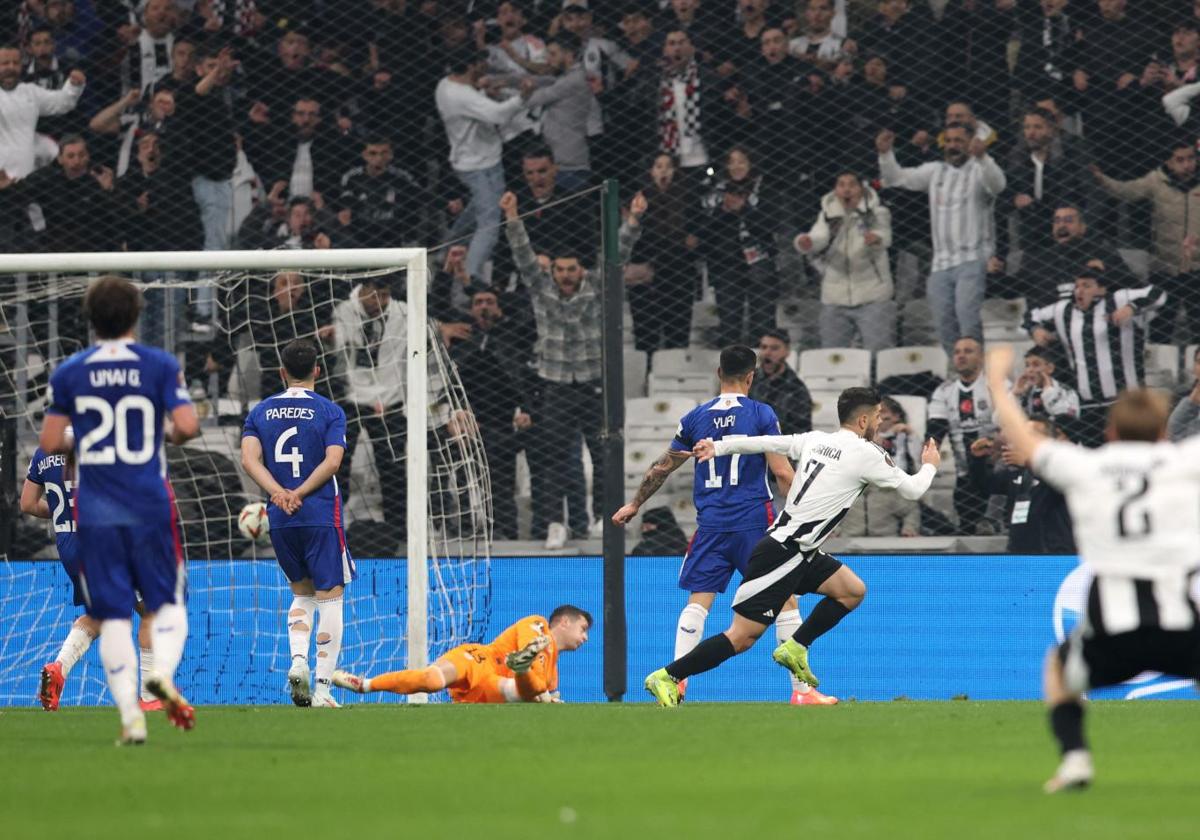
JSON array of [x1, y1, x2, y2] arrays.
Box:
[[3, 0, 1200, 550]]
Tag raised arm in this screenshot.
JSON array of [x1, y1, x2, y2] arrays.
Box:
[[703, 434, 804, 459], [33, 70, 85, 117], [863, 440, 940, 500], [450, 87, 526, 126], [973, 146, 1006, 196], [1091, 167, 1155, 203], [876, 130, 935, 192], [1163, 80, 1200, 126], [500, 191, 547, 289]]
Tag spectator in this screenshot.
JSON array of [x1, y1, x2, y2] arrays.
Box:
[[794, 170, 896, 352], [1018, 203, 1133, 305], [1162, 21, 1200, 129], [448, 285, 533, 540], [940, 0, 1018, 127], [832, 51, 932, 173], [626, 152, 696, 352], [698, 145, 782, 347], [97, 0, 179, 98], [483, 1, 549, 77], [435, 46, 527, 283], [928, 336, 997, 534], [88, 86, 175, 176], [1027, 269, 1167, 445], [335, 136, 429, 248], [618, 3, 661, 66], [876, 123, 1006, 354], [789, 0, 846, 73], [1014, 0, 1078, 109], [630, 506, 689, 556], [244, 95, 352, 205], [641, 28, 739, 188], [250, 272, 337, 396], [499, 189, 645, 548], [115, 128, 201, 252], [741, 27, 808, 183], [932, 100, 997, 150], [493, 144, 598, 282], [1010, 345, 1080, 422], [238, 192, 335, 250], [1167, 354, 1200, 441], [21, 24, 81, 143], [1091, 138, 1200, 344], [857, 0, 939, 105], [0, 43, 83, 180], [660, 0, 723, 62], [173, 43, 239, 253], [995, 106, 1088, 291], [716, 0, 783, 78], [0, 133, 120, 252], [748, 328, 813, 434], [520, 30, 593, 192], [244, 23, 350, 123]]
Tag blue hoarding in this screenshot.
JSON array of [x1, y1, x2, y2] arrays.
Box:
[[1, 555, 1196, 706]]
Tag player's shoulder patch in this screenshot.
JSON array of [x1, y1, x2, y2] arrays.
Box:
[[868, 441, 896, 467]]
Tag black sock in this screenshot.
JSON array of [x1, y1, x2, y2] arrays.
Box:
[[665, 633, 737, 681], [1049, 701, 1088, 754], [792, 598, 851, 647]]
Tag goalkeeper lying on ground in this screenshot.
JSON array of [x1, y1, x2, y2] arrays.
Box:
[[333, 606, 591, 703]]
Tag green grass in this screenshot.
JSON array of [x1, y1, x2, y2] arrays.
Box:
[[2, 702, 1198, 839]]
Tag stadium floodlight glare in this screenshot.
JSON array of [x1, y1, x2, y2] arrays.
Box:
[[0, 248, 492, 704]]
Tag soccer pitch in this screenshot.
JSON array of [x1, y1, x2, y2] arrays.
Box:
[[3, 702, 1197, 839]]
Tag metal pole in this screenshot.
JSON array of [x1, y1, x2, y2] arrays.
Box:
[[600, 179, 627, 701]]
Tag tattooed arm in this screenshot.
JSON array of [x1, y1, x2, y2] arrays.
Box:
[[611, 449, 691, 525]]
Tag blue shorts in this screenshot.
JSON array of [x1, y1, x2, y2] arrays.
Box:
[[78, 523, 184, 620], [272, 526, 356, 592], [677, 528, 764, 594], [57, 535, 84, 607]]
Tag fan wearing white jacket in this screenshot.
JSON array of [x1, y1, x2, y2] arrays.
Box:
[[794, 173, 896, 352]]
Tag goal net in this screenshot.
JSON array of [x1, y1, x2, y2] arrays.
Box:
[[0, 248, 491, 705]]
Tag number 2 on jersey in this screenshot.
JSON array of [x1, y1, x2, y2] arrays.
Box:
[[704, 434, 745, 489], [274, 426, 304, 478], [1115, 475, 1151, 538]]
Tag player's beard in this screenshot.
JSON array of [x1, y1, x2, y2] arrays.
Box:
[[863, 420, 878, 442]]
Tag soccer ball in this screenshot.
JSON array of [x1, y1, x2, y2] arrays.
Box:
[[238, 502, 270, 544]]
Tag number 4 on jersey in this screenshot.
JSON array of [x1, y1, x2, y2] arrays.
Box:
[[274, 426, 304, 478]]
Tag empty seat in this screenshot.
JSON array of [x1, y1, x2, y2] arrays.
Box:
[[623, 349, 647, 399], [650, 347, 721, 375], [809, 390, 842, 431], [1144, 343, 1179, 389], [875, 345, 948, 382], [626, 397, 698, 442], [799, 348, 872, 391], [980, 297, 1027, 341]]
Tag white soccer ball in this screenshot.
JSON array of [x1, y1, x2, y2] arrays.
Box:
[[238, 502, 270, 544]]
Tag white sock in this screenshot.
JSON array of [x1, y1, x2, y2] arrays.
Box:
[[776, 609, 809, 694], [287, 595, 317, 662], [55, 625, 96, 678], [150, 603, 189, 685], [674, 602, 709, 660], [315, 596, 344, 688], [139, 648, 154, 702], [99, 620, 143, 728]]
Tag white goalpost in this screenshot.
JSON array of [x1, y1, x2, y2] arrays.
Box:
[[0, 248, 492, 705]]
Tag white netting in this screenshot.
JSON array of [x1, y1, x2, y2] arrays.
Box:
[[0, 267, 491, 705]]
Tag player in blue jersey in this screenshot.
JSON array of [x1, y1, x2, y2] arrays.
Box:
[[22, 438, 165, 713], [39, 276, 200, 744], [614, 346, 838, 704], [241, 338, 354, 708]]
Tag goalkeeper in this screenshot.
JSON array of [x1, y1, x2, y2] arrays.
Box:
[[333, 606, 591, 703]]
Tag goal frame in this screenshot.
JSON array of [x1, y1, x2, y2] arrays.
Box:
[[0, 248, 434, 686]]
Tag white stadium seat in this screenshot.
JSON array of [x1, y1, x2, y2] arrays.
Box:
[[875, 345, 948, 382], [623, 349, 647, 399], [1144, 344, 1179, 389], [890, 395, 928, 443], [799, 348, 872, 391], [980, 297, 1027, 341], [648, 348, 719, 398], [626, 397, 697, 442], [809, 390, 842, 431]]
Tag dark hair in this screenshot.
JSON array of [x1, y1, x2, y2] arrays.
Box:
[[1024, 345, 1054, 362], [622, 3, 653, 19], [57, 132, 87, 151], [26, 24, 53, 41], [287, 196, 314, 211], [880, 395, 907, 421], [837, 386, 881, 425], [1023, 106, 1057, 126], [1175, 19, 1200, 33], [362, 135, 392, 148], [1075, 267, 1105, 285], [943, 122, 971, 136], [1167, 134, 1196, 156], [718, 345, 758, 380], [522, 142, 556, 162], [955, 335, 983, 349], [550, 604, 593, 627], [1053, 203, 1085, 219], [448, 46, 488, 74], [281, 338, 319, 381], [468, 284, 502, 302], [85, 276, 143, 339], [759, 327, 791, 346], [548, 30, 582, 58]]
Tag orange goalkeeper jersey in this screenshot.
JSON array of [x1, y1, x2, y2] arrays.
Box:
[[486, 614, 559, 695]]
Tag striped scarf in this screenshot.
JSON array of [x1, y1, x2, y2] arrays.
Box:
[[658, 62, 701, 153]]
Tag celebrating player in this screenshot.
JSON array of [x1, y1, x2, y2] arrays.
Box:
[[985, 344, 1200, 793], [613, 345, 836, 704], [644, 387, 941, 706], [21, 438, 161, 712], [241, 338, 353, 708], [332, 606, 591, 703], [39, 276, 200, 744]]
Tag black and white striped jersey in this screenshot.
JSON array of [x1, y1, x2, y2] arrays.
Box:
[[1026, 286, 1167, 405], [927, 376, 999, 464], [713, 429, 937, 554], [1033, 438, 1200, 632]]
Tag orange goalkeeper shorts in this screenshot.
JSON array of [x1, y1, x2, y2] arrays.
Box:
[[442, 643, 508, 704]]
